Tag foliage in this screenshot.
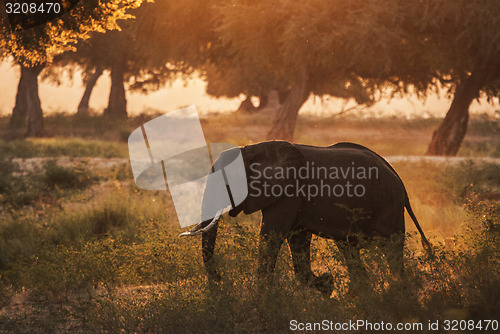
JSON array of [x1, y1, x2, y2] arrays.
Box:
[[1, 201, 498, 332], [412, 0, 500, 99], [42, 161, 98, 190], [47, 0, 215, 97], [206, 0, 389, 103], [438, 162, 500, 202], [0, 0, 145, 66], [207, 0, 500, 103]]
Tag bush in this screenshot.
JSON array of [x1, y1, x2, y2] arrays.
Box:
[[0, 158, 43, 209], [0, 158, 99, 209], [42, 161, 97, 190], [1, 199, 498, 332], [70, 199, 498, 333], [438, 161, 500, 202]]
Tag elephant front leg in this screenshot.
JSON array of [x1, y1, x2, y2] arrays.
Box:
[[257, 229, 285, 288], [288, 230, 334, 296], [257, 198, 301, 291]]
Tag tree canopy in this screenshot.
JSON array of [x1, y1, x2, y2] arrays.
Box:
[[206, 0, 403, 139], [2, 0, 498, 154], [1, 0, 143, 65], [46, 0, 215, 117], [205, 0, 499, 151]]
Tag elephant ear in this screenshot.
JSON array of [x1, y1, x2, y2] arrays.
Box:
[[241, 141, 304, 214]]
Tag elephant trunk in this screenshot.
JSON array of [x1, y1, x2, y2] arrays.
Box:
[[202, 219, 221, 281], [179, 209, 224, 281], [177, 166, 228, 278]]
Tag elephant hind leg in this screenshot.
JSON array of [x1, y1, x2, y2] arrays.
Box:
[[287, 230, 334, 296], [337, 240, 369, 295], [287, 230, 315, 283], [382, 233, 405, 280]]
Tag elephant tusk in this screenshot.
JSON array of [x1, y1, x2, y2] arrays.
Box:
[[179, 209, 224, 237]]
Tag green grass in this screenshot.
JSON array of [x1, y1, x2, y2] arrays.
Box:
[[202, 113, 500, 157], [0, 112, 156, 142]]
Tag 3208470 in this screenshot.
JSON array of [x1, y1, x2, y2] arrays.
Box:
[[5, 2, 61, 14], [443, 320, 498, 331]]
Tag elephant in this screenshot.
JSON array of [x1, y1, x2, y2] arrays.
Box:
[[181, 141, 433, 296]]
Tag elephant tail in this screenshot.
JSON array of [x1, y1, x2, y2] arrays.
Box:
[[405, 195, 434, 258]]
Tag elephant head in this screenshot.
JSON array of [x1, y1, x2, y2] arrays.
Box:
[[181, 141, 304, 281]]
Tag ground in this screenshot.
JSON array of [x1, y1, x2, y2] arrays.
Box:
[[0, 112, 499, 333]]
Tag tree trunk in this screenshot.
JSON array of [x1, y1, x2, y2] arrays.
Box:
[[267, 67, 309, 141], [278, 90, 291, 104], [258, 90, 281, 111], [9, 67, 28, 128], [257, 95, 268, 110], [104, 57, 127, 118], [426, 67, 489, 156], [237, 96, 257, 113], [77, 67, 103, 116], [19, 64, 45, 137]]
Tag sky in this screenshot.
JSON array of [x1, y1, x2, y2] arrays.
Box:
[[0, 61, 498, 118]]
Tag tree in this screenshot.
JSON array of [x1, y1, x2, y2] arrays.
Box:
[[77, 67, 104, 116], [211, 0, 499, 150], [209, 0, 392, 140], [62, 0, 213, 118], [418, 0, 500, 155], [0, 0, 144, 136]]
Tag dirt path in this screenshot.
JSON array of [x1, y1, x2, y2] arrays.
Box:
[[385, 156, 500, 165], [11, 157, 129, 172]]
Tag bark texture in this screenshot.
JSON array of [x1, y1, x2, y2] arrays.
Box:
[[12, 64, 45, 137], [267, 68, 309, 141], [77, 68, 103, 116], [9, 67, 28, 128]]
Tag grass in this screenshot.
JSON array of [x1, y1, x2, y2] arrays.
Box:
[[0, 158, 100, 210], [0, 205, 497, 332], [0, 112, 499, 332], [0, 138, 126, 158], [0, 156, 499, 332]]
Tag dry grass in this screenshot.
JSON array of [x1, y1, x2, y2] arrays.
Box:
[[0, 112, 499, 332]]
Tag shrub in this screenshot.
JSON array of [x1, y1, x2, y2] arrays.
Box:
[[42, 161, 97, 190], [438, 161, 500, 202], [0, 158, 43, 208]]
